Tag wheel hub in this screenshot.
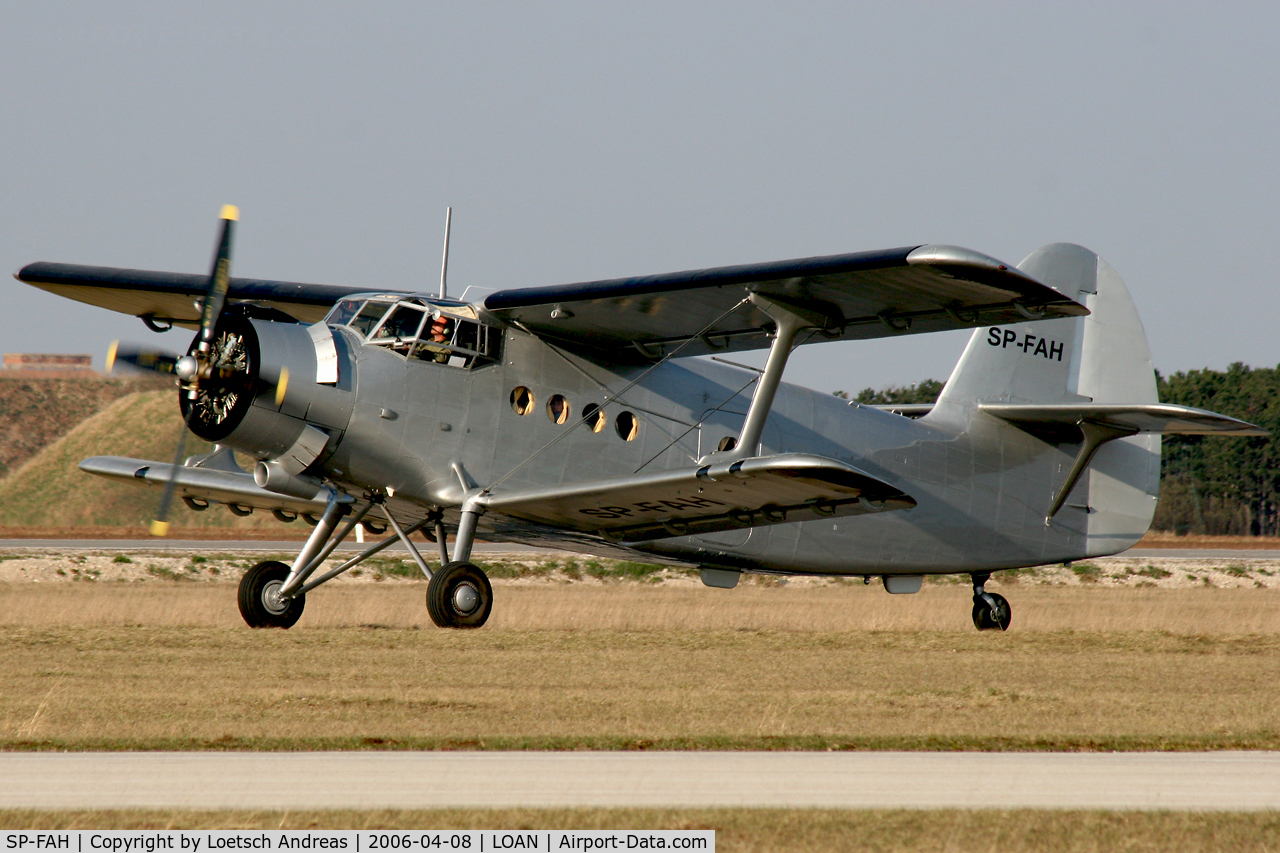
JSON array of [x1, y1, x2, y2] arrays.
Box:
[[453, 582, 480, 614], [262, 579, 289, 615]]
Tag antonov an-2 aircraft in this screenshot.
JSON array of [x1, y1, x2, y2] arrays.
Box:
[[15, 208, 1265, 631]]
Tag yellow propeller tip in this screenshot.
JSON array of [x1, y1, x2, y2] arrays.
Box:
[[220, 204, 239, 221], [106, 341, 118, 373], [149, 520, 170, 537], [275, 367, 289, 406]]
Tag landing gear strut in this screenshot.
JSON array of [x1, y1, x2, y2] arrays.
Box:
[[234, 489, 493, 630], [970, 572, 1011, 631]]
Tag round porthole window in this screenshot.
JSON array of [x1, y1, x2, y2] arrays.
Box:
[[547, 394, 570, 425], [615, 410, 639, 441], [582, 403, 606, 433], [510, 386, 535, 415]]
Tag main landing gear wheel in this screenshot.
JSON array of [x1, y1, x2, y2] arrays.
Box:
[[972, 591, 1011, 631], [238, 560, 306, 629], [426, 561, 492, 629]]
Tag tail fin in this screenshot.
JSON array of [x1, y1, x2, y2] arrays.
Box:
[[935, 243, 1157, 409], [933, 243, 1160, 552]]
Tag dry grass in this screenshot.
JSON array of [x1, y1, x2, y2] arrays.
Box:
[[0, 391, 277, 530], [0, 584, 1278, 751], [2, 580, 1279, 634], [0, 808, 1277, 852], [1135, 530, 1280, 549]]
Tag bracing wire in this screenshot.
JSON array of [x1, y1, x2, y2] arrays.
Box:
[[485, 296, 753, 492]]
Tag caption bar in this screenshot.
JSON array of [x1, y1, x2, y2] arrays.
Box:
[[3, 832, 713, 852]]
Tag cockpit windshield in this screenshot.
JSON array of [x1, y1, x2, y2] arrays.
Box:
[[324, 296, 500, 369], [350, 301, 390, 337]]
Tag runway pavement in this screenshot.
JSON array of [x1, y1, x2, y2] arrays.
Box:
[[1121, 549, 1280, 559], [1, 752, 1277, 811]]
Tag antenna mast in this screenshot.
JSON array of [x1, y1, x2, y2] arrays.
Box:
[[439, 206, 452, 299]]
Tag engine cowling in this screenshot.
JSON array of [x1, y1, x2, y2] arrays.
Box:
[[180, 313, 355, 477]]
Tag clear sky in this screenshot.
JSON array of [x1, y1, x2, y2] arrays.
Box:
[[4, 2, 1277, 395]]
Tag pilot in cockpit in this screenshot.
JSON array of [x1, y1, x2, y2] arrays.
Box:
[[423, 314, 454, 363]]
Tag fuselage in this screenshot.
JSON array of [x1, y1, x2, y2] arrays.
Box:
[[307, 319, 1143, 577]]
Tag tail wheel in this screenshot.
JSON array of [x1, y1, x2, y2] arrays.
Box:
[[426, 561, 493, 629], [238, 560, 305, 629], [972, 592, 1011, 631]]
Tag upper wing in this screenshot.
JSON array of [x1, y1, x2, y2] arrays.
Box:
[[483, 245, 1088, 361], [980, 403, 1269, 437], [481, 453, 915, 543], [14, 262, 399, 326]]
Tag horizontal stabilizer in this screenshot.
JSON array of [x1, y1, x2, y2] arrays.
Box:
[[481, 453, 915, 543], [980, 403, 1268, 438], [870, 404, 934, 419], [79, 456, 332, 515]]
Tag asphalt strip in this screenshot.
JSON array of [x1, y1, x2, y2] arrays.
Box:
[[1, 752, 1278, 811]]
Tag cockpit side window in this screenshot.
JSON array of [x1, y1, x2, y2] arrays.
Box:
[[409, 315, 501, 369], [370, 305, 427, 348]]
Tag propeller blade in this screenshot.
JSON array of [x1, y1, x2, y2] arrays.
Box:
[[194, 205, 238, 358], [149, 420, 189, 537], [151, 204, 238, 537], [106, 341, 183, 376]]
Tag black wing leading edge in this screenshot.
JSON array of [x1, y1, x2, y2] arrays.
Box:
[[14, 262, 388, 327]]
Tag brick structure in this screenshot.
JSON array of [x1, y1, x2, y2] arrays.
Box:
[[2, 354, 98, 378]]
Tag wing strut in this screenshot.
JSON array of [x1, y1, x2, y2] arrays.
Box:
[[1044, 421, 1138, 523], [705, 293, 836, 463]]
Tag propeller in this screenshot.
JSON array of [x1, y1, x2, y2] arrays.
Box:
[[106, 205, 241, 536]]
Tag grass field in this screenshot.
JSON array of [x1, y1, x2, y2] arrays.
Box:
[[1, 583, 1278, 751], [0, 808, 1278, 852], [3, 582, 1279, 849]]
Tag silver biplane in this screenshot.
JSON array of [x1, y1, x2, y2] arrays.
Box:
[[15, 207, 1265, 630]]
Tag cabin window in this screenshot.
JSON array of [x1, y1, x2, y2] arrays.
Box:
[[511, 386, 535, 415], [547, 394, 570, 425], [615, 411, 639, 441], [582, 403, 606, 433]]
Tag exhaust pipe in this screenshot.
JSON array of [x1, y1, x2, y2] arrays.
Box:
[[255, 460, 324, 500]]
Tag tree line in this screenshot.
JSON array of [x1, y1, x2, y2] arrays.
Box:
[[837, 365, 1279, 535]]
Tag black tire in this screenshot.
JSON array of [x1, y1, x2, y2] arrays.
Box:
[[238, 560, 305, 629], [972, 592, 1011, 631], [426, 561, 493, 629]]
